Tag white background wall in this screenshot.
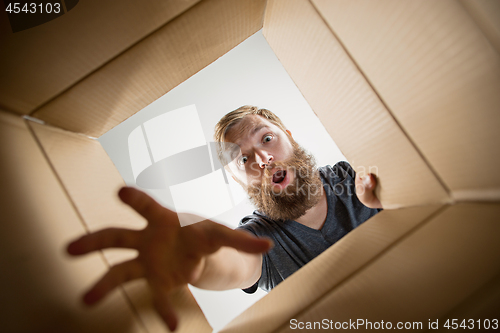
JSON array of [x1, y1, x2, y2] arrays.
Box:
[[99, 30, 345, 332]]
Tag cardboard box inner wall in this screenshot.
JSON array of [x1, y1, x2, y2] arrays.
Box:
[[1, 0, 499, 332]]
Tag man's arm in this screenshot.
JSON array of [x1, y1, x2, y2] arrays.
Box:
[[67, 187, 270, 331], [193, 247, 262, 290]]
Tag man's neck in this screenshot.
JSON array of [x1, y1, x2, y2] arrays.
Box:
[[295, 187, 328, 230]]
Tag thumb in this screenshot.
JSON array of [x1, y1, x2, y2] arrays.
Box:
[[362, 174, 377, 190]]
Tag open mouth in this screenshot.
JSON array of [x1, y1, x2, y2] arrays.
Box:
[[272, 170, 287, 184]]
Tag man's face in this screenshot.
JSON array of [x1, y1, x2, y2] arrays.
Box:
[[224, 115, 294, 189], [223, 115, 323, 221]]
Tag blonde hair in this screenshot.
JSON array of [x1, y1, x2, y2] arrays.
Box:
[[213, 105, 288, 164]]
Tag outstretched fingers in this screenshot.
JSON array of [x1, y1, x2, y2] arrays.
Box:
[[118, 187, 178, 227], [67, 228, 142, 255], [83, 259, 144, 305]]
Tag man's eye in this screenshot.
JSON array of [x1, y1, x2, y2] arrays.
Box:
[[263, 135, 273, 143], [238, 156, 248, 165]]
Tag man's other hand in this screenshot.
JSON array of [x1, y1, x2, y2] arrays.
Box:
[[355, 173, 383, 209], [67, 187, 272, 331]]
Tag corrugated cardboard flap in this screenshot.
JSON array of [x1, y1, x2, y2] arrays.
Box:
[[262, 0, 450, 209], [221, 205, 444, 333], [223, 203, 500, 333], [0, 110, 145, 332], [31, 0, 267, 137], [460, 0, 500, 55], [312, 0, 500, 202], [0, 0, 201, 115], [29, 121, 212, 333], [274, 203, 500, 333]]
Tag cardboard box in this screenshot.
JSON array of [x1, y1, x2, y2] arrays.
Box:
[[1, 0, 499, 331]]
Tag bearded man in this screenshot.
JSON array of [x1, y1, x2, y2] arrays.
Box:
[[67, 106, 382, 331]]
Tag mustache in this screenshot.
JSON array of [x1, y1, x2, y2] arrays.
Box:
[[255, 147, 311, 188], [261, 164, 286, 184], [246, 141, 323, 221]]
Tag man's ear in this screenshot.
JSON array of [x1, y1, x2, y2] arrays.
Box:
[[286, 129, 292, 137]]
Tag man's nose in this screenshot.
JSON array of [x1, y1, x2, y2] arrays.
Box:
[[256, 151, 273, 168]]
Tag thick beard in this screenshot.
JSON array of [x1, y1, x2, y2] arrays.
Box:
[[246, 141, 323, 222]]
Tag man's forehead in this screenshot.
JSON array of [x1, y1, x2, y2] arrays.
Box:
[[220, 115, 273, 163], [224, 115, 273, 144]]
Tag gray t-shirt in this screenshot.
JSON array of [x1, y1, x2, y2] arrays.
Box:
[[237, 161, 381, 293]]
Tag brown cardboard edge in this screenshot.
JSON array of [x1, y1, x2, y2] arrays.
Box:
[[0, 0, 202, 116], [27, 119, 213, 333], [221, 204, 446, 333], [0, 104, 25, 116], [25, 119, 90, 233], [0, 110, 146, 332], [261, 0, 450, 208], [26, 0, 201, 119], [452, 188, 500, 202], [25, 118, 151, 333], [31, 0, 267, 138], [459, 0, 500, 56], [272, 202, 500, 333], [307, 0, 451, 198], [436, 271, 500, 327], [309, 0, 500, 201]]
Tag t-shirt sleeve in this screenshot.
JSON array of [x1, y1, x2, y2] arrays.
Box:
[[237, 216, 280, 293], [236, 224, 261, 294], [331, 160, 356, 181], [242, 281, 259, 293]]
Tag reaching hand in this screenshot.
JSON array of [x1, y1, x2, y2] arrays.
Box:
[[67, 187, 272, 331], [355, 173, 383, 209]]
